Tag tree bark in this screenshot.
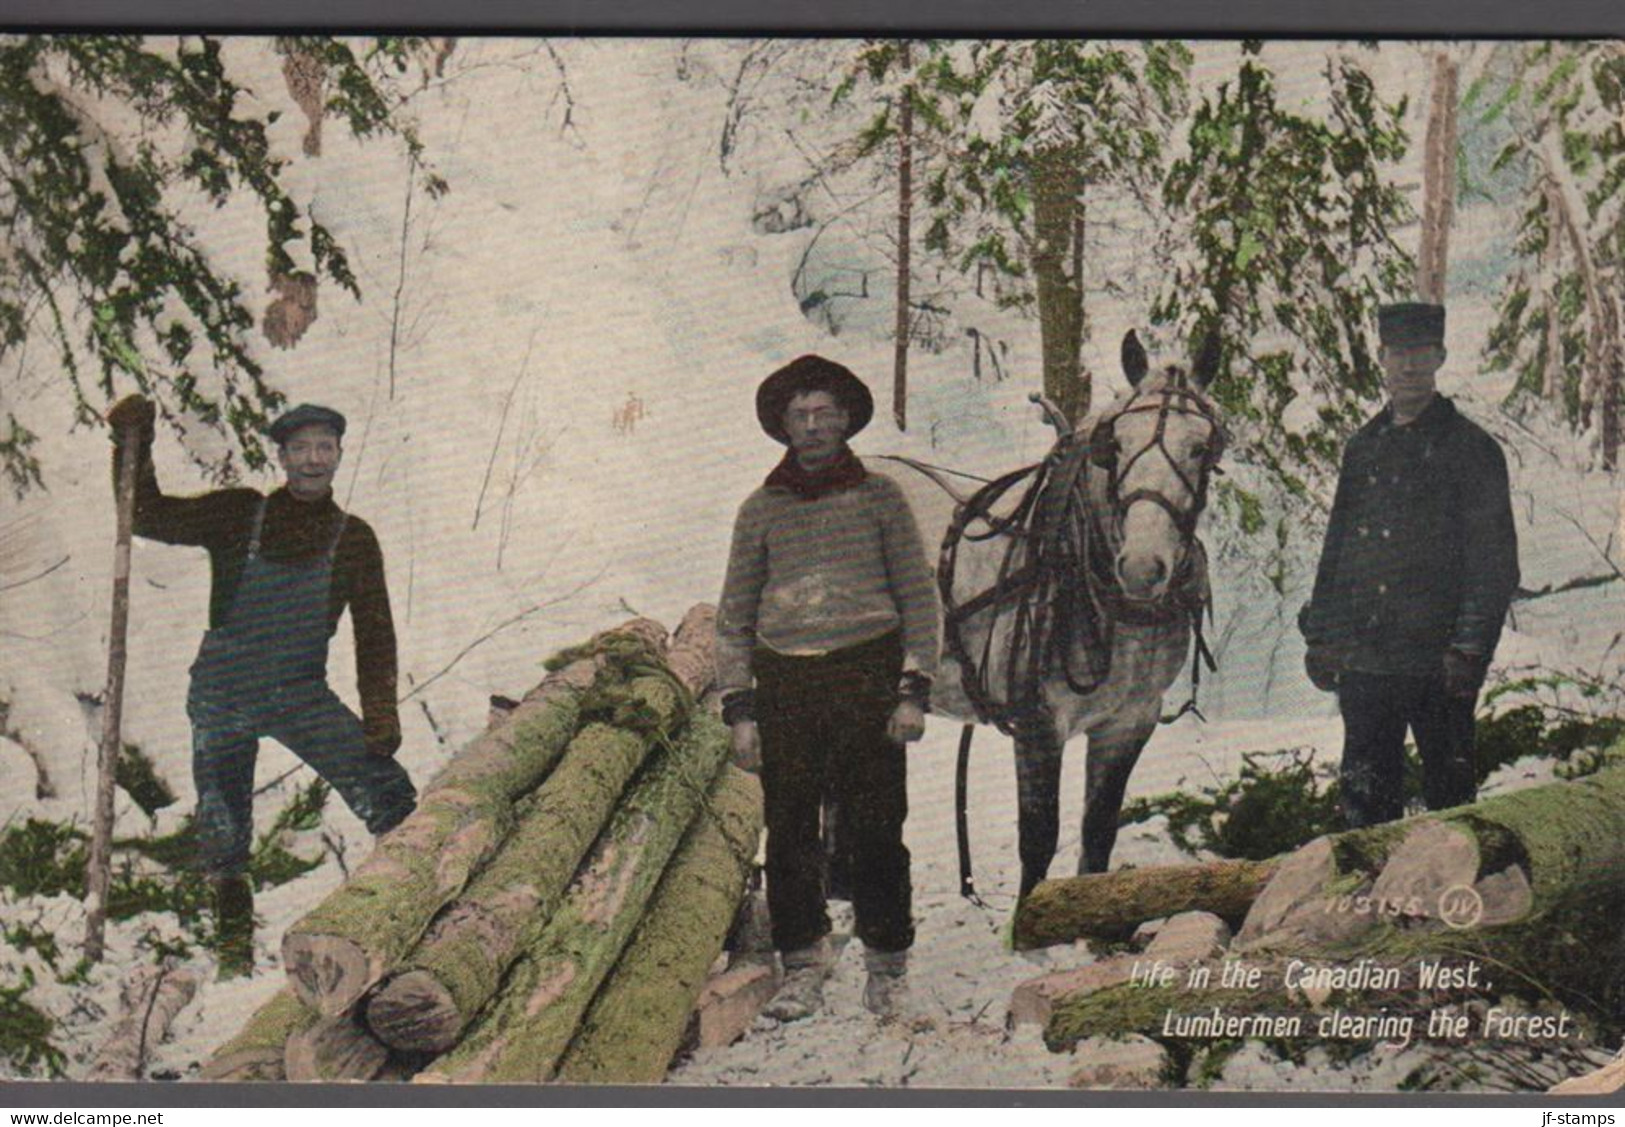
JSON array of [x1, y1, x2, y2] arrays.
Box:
[[415, 713, 734, 1084], [892, 40, 914, 432], [1416, 51, 1460, 304], [366, 611, 714, 1052], [555, 766, 764, 1084], [282, 618, 669, 1016], [198, 988, 319, 1082], [1031, 146, 1088, 426], [85, 960, 199, 1081], [1012, 859, 1279, 949]]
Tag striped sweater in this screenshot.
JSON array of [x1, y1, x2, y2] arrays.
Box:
[[716, 466, 940, 695]]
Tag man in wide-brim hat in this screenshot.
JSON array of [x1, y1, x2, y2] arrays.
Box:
[[105, 395, 418, 978], [717, 354, 939, 1022], [1299, 302, 1520, 827]]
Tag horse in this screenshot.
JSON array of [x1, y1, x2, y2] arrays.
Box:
[[888, 330, 1227, 898]]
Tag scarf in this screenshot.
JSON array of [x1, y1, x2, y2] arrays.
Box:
[[764, 445, 867, 500]]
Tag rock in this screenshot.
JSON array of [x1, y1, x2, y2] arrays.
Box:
[[1008, 958, 1136, 1028], [1066, 1034, 1173, 1089], [1144, 911, 1231, 961]]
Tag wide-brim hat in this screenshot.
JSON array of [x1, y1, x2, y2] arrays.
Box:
[[269, 403, 347, 444], [755, 355, 874, 445], [1378, 302, 1446, 349]]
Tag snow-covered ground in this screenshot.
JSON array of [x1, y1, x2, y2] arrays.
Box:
[[1, 37, 1622, 1091]]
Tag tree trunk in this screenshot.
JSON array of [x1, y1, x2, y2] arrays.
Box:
[[1031, 146, 1088, 425], [1012, 859, 1280, 949], [198, 988, 319, 1082], [366, 612, 714, 1052], [1416, 51, 1460, 303], [1541, 179, 1566, 403], [84, 425, 139, 962], [555, 766, 763, 1084], [85, 960, 199, 1081], [284, 1011, 393, 1083], [282, 618, 669, 1016], [415, 713, 734, 1084], [892, 40, 914, 432]]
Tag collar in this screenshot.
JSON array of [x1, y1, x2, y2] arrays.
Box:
[[1372, 393, 1456, 435], [764, 445, 867, 500]]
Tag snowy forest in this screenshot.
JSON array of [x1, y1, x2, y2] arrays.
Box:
[[2, 35, 1625, 1092]]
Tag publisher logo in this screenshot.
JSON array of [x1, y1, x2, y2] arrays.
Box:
[[1438, 884, 1483, 930]]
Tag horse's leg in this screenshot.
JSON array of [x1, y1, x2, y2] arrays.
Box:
[[1012, 706, 1064, 898], [1078, 715, 1157, 874]]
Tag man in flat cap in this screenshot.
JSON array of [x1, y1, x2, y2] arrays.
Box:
[[1298, 303, 1520, 828], [106, 395, 417, 977], [717, 355, 939, 1022]]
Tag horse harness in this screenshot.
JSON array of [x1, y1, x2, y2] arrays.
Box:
[[938, 380, 1226, 736]]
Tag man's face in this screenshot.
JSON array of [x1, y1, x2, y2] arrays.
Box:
[[783, 389, 849, 466], [277, 424, 343, 500], [1380, 343, 1444, 416]]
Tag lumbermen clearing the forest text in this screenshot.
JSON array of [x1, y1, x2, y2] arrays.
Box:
[[106, 396, 418, 979], [716, 355, 940, 1023], [1298, 302, 1520, 828]]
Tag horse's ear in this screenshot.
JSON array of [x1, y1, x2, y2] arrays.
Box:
[[1122, 331, 1149, 387], [1192, 330, 1221, 390]]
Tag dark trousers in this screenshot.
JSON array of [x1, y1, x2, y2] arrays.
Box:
[[188, 680, 418, 877], [755, 632, 914, 954], [1336, 670, 1477, 828]]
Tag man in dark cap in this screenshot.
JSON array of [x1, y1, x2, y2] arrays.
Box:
[[1298, 303, 1520, 827], [717, 355, 939, 1022], [106, 395, 417, 977]]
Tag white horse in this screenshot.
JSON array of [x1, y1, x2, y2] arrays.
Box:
[[889, 331, 1226, 897]]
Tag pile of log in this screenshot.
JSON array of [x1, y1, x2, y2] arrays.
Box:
[[201, 607, 765, 1084], [1008, 755, 1625, 1088]]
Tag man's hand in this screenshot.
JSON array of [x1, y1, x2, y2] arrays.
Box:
[[886, 700, 927, 745], [730, 719, 762, 773], [1442, 649, 1488, 699], [107, 394, 156, 434], [1303, 647, 1342, 693]]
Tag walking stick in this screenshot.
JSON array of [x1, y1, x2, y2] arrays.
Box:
[[84, 422, 139, 961]]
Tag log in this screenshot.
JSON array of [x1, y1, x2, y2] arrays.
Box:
[[689, 962, 780, 1050], [555, 766, 763, 1083], [1012, 858, 1278, 949], [416, 712, 734, 1083], [85, 960, 200, 1081], [198, 989, 319, 1082], [284, 1011, 391, 1083], [282, 618, 666, 1016], [1552, 1048, 1625, 1095], [367, 609, 716, 1050]]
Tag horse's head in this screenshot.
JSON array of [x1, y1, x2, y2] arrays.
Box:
[[1088, 330, 1226, 603]]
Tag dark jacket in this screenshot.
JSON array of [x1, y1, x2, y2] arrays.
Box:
[[113, 422, 400, 753], [1298, 395, 1519, 676]]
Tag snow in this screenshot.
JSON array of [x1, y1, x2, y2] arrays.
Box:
[[0, 37, 1621, 1092]]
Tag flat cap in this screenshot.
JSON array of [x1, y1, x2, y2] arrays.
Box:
[[268, 403, 347, 444], [755, 355, 874, 445], [1378, 302, 1446, 348]]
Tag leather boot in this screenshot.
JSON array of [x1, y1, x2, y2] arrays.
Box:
[[214, 875, 255, 980], [763, 936, 834, 1022], [862, 947, 909, 1017]]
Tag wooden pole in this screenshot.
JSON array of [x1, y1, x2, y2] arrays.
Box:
[[84, 425, 139, 961], [892, 39, 914, 432]]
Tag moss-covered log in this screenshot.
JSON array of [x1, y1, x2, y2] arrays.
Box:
[[555, 766, 763, 1084], [197, 989, 319, 1082], [1012, 859, 1279, 949], [281, 619, 668, 1016], [284, 1011, 392, 1083], [416, 713, 733, 1084], [366, 610, 716, 1051]]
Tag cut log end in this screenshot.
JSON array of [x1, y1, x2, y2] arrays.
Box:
[[284, 1013, 391, 1083], [282, 933, 374, 1017], [366, 970, 464, 1054]]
